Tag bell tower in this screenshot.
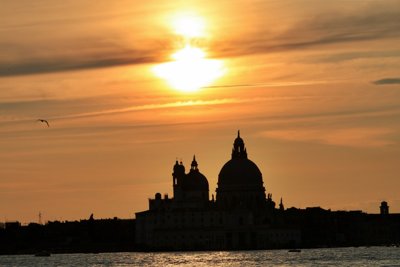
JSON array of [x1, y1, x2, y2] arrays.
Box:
[[380, 201, 389, 215], [172, 160, 185, 201]]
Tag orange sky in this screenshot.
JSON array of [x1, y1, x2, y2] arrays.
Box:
[[1, 0, 400, 223]]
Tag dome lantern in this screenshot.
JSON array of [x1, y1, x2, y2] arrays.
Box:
[[232, 130, 247, 159], [191, 155, 198, 171]]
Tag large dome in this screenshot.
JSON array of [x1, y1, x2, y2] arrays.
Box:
[[218, 157, 263, 187], [216, 132, 266, 209], [217, 131, 265, 189]]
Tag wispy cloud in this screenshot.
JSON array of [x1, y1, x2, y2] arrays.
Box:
[[58, 98, 243, 119], [373, 78, 400, 85], [212, 3, 400, 58], [205, 80, 332, 89], [0, 46, 163, 77], [261, 127, 395, 148], [0, 1, 178, 77], [2, 2, 399, 77], [0, 93, 320, 125], [0, 98, 248, 124], [306, 50, 400, 63]]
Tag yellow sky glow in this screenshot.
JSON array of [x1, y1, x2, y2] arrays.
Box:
[[1, 1, 400, 223], [172, 14, 206, 38], [153, 14, 225, 92], [153, 45, 224, 92]]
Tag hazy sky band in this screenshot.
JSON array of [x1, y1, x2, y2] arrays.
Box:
[[1, 0, 400, 223]]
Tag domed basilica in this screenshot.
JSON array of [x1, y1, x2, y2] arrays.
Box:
[[135, 132, 300, 250], [217, 131, 267, 210]]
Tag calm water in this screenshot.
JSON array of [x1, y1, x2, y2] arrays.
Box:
[[1, 247, 399, 266]]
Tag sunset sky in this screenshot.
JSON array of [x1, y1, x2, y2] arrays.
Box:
[[1, 0, 400, 223]]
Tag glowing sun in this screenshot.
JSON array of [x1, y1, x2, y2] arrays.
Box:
[[172, 15, 205, 38], [153, 13, 225, 93], [153, 45, 224, 93]]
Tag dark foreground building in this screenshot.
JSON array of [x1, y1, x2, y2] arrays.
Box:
[[135, 132, 400, 251], [135, 132, 300, 250], [0, 217, 135, 255], [1, 132, 399, 254]]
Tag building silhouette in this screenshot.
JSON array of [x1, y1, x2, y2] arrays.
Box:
[[1, 132, 400, 254], [135, 131, 300, 250], [380, 201, 389, 215]]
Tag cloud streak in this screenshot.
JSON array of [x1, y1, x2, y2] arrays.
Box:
[[305, 50, 400, 63], [261, 127, 395, 148], [0, 94, 321, 126], [373, 78, 400, 85], [0, 98, 248, 124], [1, 2, 400, 77], [0, 46, 162, 77], [205, 80, 332, 89], [212, 3, 400, 58]]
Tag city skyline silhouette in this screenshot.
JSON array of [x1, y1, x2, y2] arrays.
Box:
[[1, 132, 399, 254], [1, 0, 400, 225]]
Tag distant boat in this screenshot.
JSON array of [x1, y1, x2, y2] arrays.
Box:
[[35, 251, 51, 257], [288, 249, 301, 252]]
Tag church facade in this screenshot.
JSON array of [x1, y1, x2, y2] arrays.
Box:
[[135, 132, 301, 250]]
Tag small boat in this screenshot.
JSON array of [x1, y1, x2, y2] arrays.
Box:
[[288, 249, 301, 252], [35, 251, 51, 257]]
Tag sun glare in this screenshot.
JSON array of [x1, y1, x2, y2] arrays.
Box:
[[153, 45, 224, 93], [153, 13, 225, 93], [172, 45, 205, 61], [172, 15, 205, 38]]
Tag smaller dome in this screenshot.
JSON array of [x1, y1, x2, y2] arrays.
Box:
[[182, 170, 209, 191]]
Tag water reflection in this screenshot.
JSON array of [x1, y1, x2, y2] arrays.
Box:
[[1, 247, 400, 267]]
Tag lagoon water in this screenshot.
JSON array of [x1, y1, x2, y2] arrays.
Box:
[[1, 247, 399, 266]]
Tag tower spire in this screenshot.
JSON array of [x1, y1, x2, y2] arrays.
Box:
[[191, 154, 198, 170], [279, 197, 284, 211]]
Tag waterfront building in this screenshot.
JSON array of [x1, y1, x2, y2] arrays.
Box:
[[135, 132, 301, 250]]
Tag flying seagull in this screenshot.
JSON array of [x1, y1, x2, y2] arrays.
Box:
[[37, 119, 49, 127]]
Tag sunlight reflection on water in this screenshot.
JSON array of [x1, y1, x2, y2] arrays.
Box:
[[1, 247, 400, 267]]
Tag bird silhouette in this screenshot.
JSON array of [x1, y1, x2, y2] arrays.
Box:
[[37, 119, 49, 127]]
